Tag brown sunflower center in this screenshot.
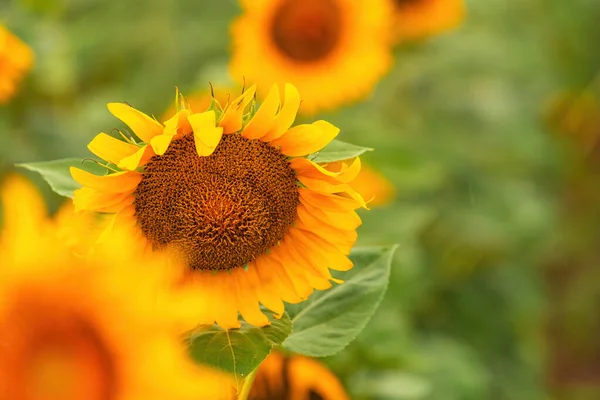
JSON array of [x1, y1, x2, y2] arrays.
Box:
[[270, 0, 343, 63], [134, 133, 300, 271], [0, 294, 117, 400]]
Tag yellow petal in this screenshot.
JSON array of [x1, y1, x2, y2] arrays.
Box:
[[300, 199, 362, 230], [255, 254, 302, 304], [262, 83, 301, 142], [107, 103, 163, 143], [322, 158, 362, 183], [270, 244, 313, 301], [299, 188, 360, 212], [242, 85, 280, 140], [117, 144, 155, 171], [245, 262, 285, 316], [88, 132, 140, 165], [188, 111, 224, 157], [72, 187, 131, 213], [285, 239, 334, 281], [213, 274, 243, 329], [94, 194, 135, 213], [270, 121, 339, 157], [163, 108, 192, 136], [295, 204, 357, 254], [150, 134, 176, 156], [232, 269, 270, 327], [70, 168, 142, 193], [289, 228, 354, 272], [150, 108, 193, 155], [290, 158, 340, 179], [298, 176, 367, 209], [219, 85, 257, 134]]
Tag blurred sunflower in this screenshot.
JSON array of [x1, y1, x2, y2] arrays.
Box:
[[0, 176, 233, 400], [545, 90, 600, 156], [249, 352, 349, 400], [391, 0, 465, 43], [0, 25, 33, 104], [71, 84, 366, 329], [230, 0, 394, 114]]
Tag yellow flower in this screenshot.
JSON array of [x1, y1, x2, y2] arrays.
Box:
[[249, 351, 349, 400], [230, 0, 394, 114], [0, 176, 233, 400], [0, 25, 34, 104], [71, 84, 366, 329], [325, 161, 395, 207], [392, 0, 465, 43]]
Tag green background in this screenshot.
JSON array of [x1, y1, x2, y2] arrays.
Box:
[[2, 0, 600, 398]]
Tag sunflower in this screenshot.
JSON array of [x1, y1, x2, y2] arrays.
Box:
[[230, 0, 394, 114], [249, 351, 349, 400], [0, 176, 233, 400], [391, 0, 465, 43], [71, 84, 366, 329], [0, 25, 34, 104]]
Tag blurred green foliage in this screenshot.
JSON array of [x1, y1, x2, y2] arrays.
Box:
[[1, 0, 599, 398]]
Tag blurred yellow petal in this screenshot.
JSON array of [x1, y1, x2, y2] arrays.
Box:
[[0, 26, 34, 104], [393, 0, 465, 43], [0, 175, 48, 264]]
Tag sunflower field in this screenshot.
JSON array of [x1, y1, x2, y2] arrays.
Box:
[[1, 0, 599, 399]]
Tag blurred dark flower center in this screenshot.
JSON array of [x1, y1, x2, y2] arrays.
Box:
[[270, 0, 342, 63], [1, 294, 118, 399], [393, 0, 422, 7]]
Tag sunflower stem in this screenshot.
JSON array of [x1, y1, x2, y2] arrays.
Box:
[[237, 367, 258, 400]]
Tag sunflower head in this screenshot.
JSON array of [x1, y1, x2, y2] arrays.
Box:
[[71, 84, 367, 329], [0, 175, 233, 400], [0, 25, 34, 104], [230, 0, 394, 114]]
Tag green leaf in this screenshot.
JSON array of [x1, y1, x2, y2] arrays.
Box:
[[188, 311, 292, 378], [310, 139, 372, 163], [16, 158, 107, 198], [283, 245, 397, 357]]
